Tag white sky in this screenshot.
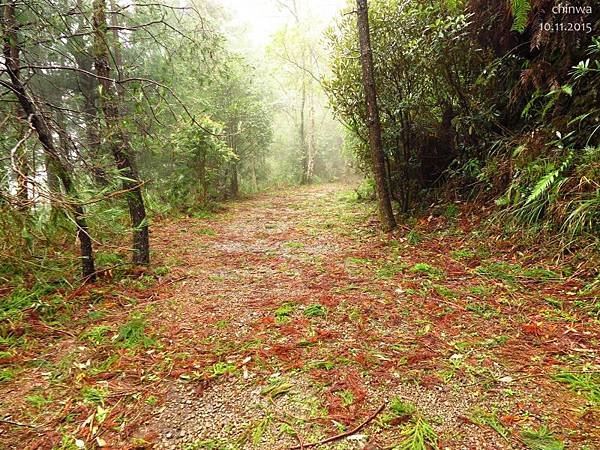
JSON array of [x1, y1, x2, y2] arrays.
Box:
[[217, 0, 347, 49]]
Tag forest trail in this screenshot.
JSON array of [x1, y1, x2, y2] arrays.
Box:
[[2, 183, 598, 449]]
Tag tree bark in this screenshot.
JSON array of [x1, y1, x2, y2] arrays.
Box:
[[92, 0, 149, 265], [299, 75, 308, 184], [2, 0, 96, 280], [11, 110, 29, 211], [199, 151, 208, 202], [230, 162, 239, 197], [307, 90, 316, 183], [356, 0, 396, 231]]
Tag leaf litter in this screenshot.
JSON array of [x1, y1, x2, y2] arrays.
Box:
[[1, 183, 599, 449]]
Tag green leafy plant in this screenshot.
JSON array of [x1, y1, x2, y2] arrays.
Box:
[[274, 303, 295, 323], [552, 371, 600, 404], [452, 249, 474, 259], [394, 416, 439, 450], [115, 314, 155, 349], [0, 368, 17, 382], [410, 263, 442, 278], [80, 325, 112, 345], [525, 151, 573, 206], [521, 426, 564, 450], [303, 304, 327, 317], [82, 386, 109, 405], [211, 362, 236, 377], [407, 230, 422, 245], [510, 0, 532, 32], [390, 397, 416, 417], [337, 390, 354, 407]]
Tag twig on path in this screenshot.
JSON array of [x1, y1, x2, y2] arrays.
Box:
[[36, 321, 76, 338], [288, 402, 387, 450], [0, 418, 38, 428]]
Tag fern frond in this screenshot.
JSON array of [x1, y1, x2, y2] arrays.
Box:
[[525, 151, 573, 205], [510, 0, 532, 33]]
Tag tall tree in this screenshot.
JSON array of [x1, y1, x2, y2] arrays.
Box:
[[355, 0, 396, 231], [2, 0, 96, 280], [92, 0, 150, 265]]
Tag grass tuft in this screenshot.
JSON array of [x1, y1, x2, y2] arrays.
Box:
[[520, 426, 564, 450], [303, 304, 327, 317], [115, 314, 155, 349]]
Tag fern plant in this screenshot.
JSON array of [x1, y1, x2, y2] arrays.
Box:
[[525, 151, 574, 205], [510, 0, 532, 33]]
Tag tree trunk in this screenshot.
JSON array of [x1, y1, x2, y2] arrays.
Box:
[[299, 76, 308, 184], [11, 111, 29, 211], [356, 0, 396, 231], [72, 0, 107, 187], [307, 91, 316, 183], [92, 0, 149, 265], [199, 151, 208, 202], [251, 158, 258, 192], [2, 0, 96, 280], [230, 162, 239, 197]]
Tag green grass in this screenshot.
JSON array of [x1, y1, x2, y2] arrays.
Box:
[[552, 371, 600, 404], [192, 210, 215, 220], [303, 304, 327, 317], [306, 360, 335, 370], [119, 274, 156, 290], [466, 301, 499, 318], [433, 284, 458, 298], [520, 426, 564, 450], [80, 325, 112, 345], [211, 362, 236, 377], [115, 314, 155, 349], [196, 227, 216, 236], [444, 204, 460, 218], [452, 249, 474, 259], [81, 386, 109, 405], [153, 266, 170, 276], [26, 393, 53, 409], [407, 230, 422, 245], [390, 397, 416, 417], [0, 368, 17, 382], [214, 319, 229, 329], [95, 251, 125, 267], [522, 267, 561, 281], [469, 285, 494, 297], [475, 262, 520, 283], [410, 263, 443, 278], [88, 354, 119, 376], [274, 303, 295, 323], [283, 241, 304, 249], [261, 379, 293, 399], [476, 262, 560, 283], [377, 261, 408, 278], [337, 390, 354, 406], [0, 282, 67, 322]]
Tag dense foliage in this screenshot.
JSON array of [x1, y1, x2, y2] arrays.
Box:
[[0, 0, 344, 283], [325, 0, 599, 246]]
